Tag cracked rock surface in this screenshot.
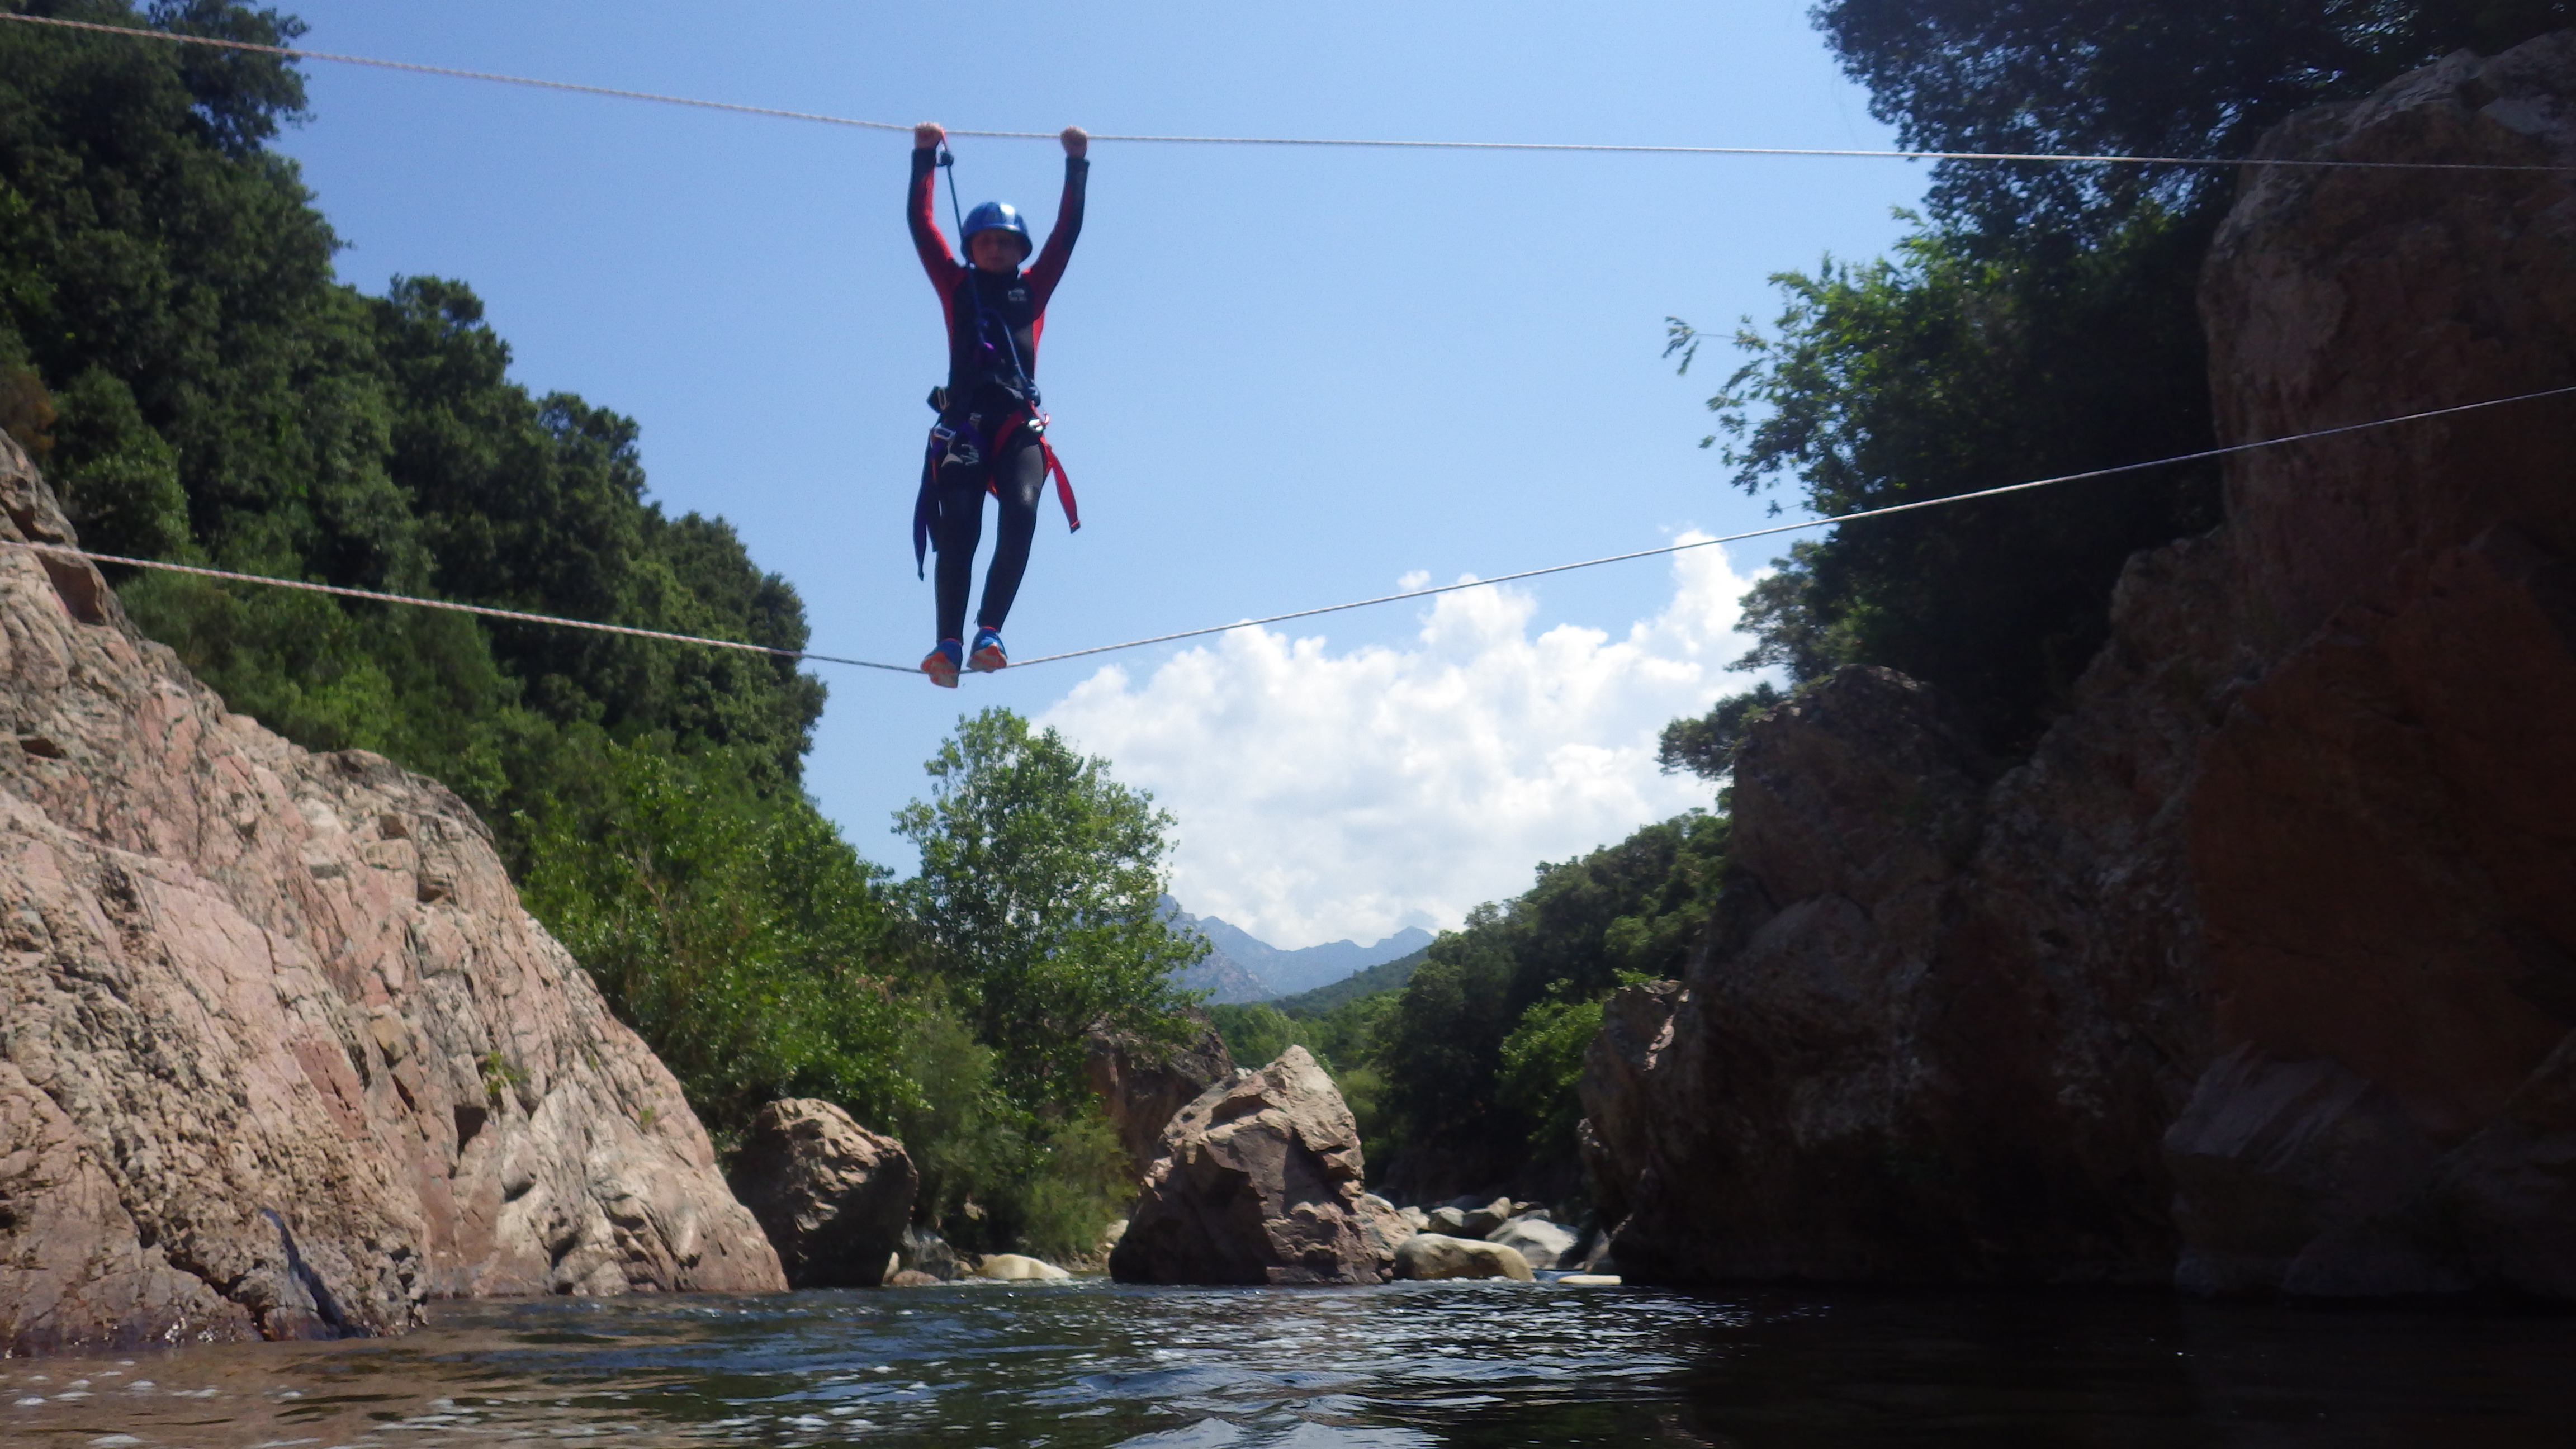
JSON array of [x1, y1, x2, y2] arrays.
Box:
[[1111, 1046, 1408, 1285], [0, 439, 784, 1355]]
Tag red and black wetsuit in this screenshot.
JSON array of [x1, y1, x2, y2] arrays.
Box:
[[909, 144, 1087, 641]]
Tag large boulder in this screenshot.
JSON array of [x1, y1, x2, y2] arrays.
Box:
[[1394, 1234, 1533, 1282], [976, 1253, 1071, 1281], [0, 443, 783, 1355], [1489, 1214, 1581, 1270], [728, 1100, 916, 1288], [1583, 30, 2576, 1299], [1109, 1046, 1406, 1285], [1085, 1012, 1234, 1182]]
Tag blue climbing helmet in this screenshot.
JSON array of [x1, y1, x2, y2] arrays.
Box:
[[962, 201, 1030, 257]]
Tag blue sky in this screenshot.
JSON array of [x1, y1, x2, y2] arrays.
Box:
[[265, 1, 1925, 945]]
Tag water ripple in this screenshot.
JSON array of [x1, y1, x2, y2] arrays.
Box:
[[3, 1281, 2573, 1445]]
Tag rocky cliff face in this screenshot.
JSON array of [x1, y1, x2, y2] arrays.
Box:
[[0, 443, 784, 1354], [1086, 1012, 1235, 1183], [1583, 31, 2576, 1299]]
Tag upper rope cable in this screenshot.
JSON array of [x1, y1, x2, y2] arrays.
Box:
[[5, 12, 2571, 174], [12, 384, 2572, 678]]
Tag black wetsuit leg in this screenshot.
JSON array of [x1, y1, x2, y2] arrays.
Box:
[[931, 438, 1045, 638], [931, 458, 987, 642], [976, 439, 1046, 632]]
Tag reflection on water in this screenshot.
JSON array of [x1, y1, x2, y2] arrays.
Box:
[[3, 1279, 2571, 1447]]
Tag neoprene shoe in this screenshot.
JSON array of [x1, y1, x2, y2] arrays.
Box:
[[921, 638, 963, 688], [968, 627, 1008, 673]]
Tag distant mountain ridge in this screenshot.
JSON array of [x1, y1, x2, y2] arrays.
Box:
[[1161, 898, 1433, 1004], [1273, 946, 1431, 1016]]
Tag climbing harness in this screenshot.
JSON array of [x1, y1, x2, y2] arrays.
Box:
[[912, 145, 1081, 579]]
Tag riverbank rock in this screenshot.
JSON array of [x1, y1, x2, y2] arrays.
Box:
[[0, 443, 784, 1355], [1428, 1197, 1517, 1238], [1489, 1215, 1581, 1270], [728, 1100, 916, 1288], [898, 1223, 962, 1281], [977, 1253, 1071, 1281], [1109, 1046, 1407, 1285], [1394, 1235, 1533, 1282], [1583, 30, 2576, 1300], [1085, 1012, 1234, 1182]]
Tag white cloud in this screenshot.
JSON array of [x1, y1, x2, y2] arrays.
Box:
[[1038, 537, 1769, 949]]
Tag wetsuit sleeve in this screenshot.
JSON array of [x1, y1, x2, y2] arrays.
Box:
[[910, 146, 962, 293], [1025, 155, 1087, 309]]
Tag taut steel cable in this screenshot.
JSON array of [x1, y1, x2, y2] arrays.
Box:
[[3, 12, 2571, 174]]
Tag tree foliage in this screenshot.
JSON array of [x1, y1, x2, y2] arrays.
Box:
[[0, 1, 822, 867], [1818, 0, 2574, 240], [1680, 1, 2573, 750], [1656, 680, 1783, 782], [897, 708, 1205, 1111], [1371, 809, 1730, 1192], [519, 742, 917, 1143]]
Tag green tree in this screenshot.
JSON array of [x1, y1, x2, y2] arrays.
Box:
[[1677, 1, 2574, 750], [1656, 680, 1782, 782], [1376, 809, 1729, 1192], [1, 3, 826, 869], [518, 741, 917, 1144], [1675, 212, 2221, 747], [1816, 0, 2574, 241], [896, 708, 1205, 1112]]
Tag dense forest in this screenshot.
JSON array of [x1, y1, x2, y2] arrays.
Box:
[[0, 0, 1199, 1262]]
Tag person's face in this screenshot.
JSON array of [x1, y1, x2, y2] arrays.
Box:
[[970, 230, 1027, 273]]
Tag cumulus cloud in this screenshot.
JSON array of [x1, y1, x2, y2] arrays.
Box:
[[1038, 537, 1770, 949]]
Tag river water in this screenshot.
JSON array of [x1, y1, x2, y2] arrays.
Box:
[[4, 1279, 2572, 1447]]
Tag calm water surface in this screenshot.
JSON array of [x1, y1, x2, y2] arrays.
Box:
[[4, 1280, 2572, 1447]]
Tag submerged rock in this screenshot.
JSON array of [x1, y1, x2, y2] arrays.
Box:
[[728, 1100, 917, 1288], [1109, 1046, 1406, 1285], [1582, 30, 2576, 1300], [0, 442, 782, 1355], [1394, 1234, 1533, 1282]]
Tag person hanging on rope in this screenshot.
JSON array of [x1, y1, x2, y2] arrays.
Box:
[[907, 120, 1088, 688]]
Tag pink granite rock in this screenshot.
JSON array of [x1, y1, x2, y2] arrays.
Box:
[[1110, 1046, 1405, 1285], [0, 441, 784, 1354]]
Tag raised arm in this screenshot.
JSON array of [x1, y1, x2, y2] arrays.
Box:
[[908, 122, 960, 291], [1026, 126, 1089, 308]]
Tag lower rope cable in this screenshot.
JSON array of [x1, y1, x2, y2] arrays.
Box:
[[7, 383, 2568, 680]]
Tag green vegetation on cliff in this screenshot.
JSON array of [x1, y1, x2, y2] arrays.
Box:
[[1670, 0, 2573, 753], [1208, 810, 1729, 1196], [0, 2, 1199, 1265]]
